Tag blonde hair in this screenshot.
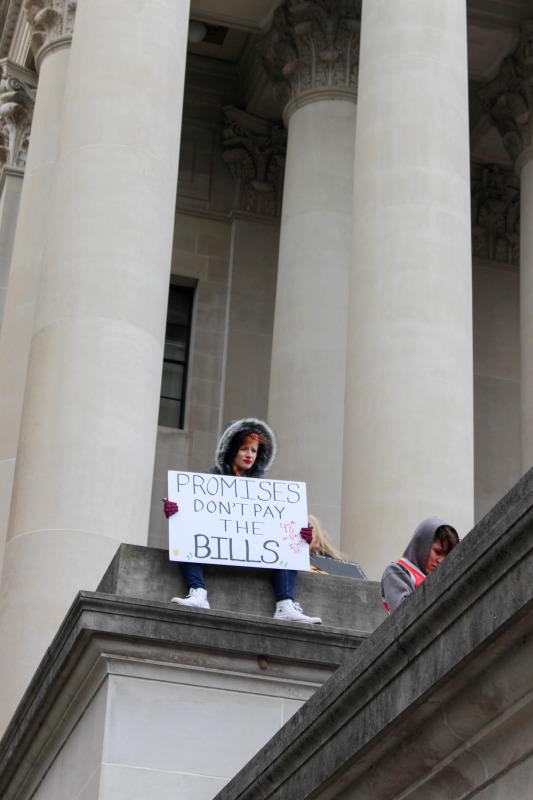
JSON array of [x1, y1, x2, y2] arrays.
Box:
[[308, 514, 344, 559]]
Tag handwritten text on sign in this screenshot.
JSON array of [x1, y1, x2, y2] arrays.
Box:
[[167, 471, 310, 571]]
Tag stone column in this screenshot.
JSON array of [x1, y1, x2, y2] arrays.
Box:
[[0, 6, 69, 585], [262, 0, 360, 545], [222, 105, 285, 423], [342, 0, 474, 578], [0, 0, 189, 732], [479, 20, 533, 474], [0, 60, 36, 328], [0, 60, 36, 578]]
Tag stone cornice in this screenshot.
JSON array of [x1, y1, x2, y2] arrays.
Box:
[[258, 0, 361, 121], [23, 0, 76, 70], [0, 58, 36, 169]]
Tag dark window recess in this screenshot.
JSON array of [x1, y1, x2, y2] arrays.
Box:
[[159, 285, 194, 429]]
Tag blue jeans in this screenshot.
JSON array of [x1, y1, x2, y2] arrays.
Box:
[[179, 562, 298, 602]]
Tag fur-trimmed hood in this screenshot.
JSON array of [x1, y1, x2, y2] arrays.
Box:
[[214, 418, 277, 477]]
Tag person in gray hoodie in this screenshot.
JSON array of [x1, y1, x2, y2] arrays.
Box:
[[380, 515, 459, 615]]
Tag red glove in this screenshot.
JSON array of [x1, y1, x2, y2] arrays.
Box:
[[300, 524, 313, 544], [163, 499, 178, 519]]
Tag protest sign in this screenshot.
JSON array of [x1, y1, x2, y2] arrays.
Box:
[[167, 471, 310, 571]]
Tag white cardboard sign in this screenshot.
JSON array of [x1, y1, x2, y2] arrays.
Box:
[[167, 471, 310, 571]]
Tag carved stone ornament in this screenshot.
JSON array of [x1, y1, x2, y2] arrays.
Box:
[[477, 20, 533, 167], [222, 105, 287, 217], [24, 0, 77, 64], [0, 66, 36, 169], [258, 0, 361, 114], [471, 163, 520, 266]]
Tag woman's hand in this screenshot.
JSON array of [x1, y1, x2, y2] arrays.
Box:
[[162, 498, 178, 519], [300, 524, 313, 544]]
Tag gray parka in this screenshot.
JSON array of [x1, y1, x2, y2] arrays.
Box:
[[206, 418, 277, 478]]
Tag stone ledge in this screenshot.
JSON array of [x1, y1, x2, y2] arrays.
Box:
[[214, 466, 533, 799], [0, 590, 373, 800], [97, 544, 384, 632]]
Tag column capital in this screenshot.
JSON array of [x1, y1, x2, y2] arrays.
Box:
[[23, 0, 77, 69], [259, 0, 361, 123], [222, 105, 287, 217], [477, 19, 533, 171], [0, 61, 37, 171]]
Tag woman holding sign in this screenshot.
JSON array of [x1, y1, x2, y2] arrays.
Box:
[[163, 418, 321, 624]]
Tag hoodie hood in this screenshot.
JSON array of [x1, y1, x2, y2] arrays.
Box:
[[215, 418, 277, 477], [402, 515, 456, 572]]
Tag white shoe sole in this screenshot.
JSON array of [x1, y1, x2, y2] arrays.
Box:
[[274, 615, 322, 624], [171, 597, 210, 609]]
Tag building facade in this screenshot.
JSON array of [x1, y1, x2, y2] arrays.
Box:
[[0, 0, 529, 746]]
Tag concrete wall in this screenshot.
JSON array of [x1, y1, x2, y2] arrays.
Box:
[[473, 257, 521, 521], [148, 55, 281, 551]]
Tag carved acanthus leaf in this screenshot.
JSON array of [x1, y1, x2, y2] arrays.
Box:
[[477, 20, 533, 165], [0, 67, 36, 168], [259, 0, 361, 108], [24, 0, 77, 59], [222, 105, 287, 217], [471, 164, 520, 266]]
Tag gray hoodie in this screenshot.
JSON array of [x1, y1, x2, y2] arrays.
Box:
[[380, 516, 454, 614]]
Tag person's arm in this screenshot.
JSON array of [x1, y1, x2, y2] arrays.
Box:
[[381, 563, 415, 614]]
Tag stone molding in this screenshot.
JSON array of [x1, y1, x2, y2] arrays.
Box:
[[0, 588, 370, 798], [0, 61, 36, 170], [23, 0, 76, 69], [477, 19, 533, 168], [97, 541, 382, 632], [258, 0, 361, 121], [215, 465, 533, 800], [471, 163, 520, 266], [222, 104, 287, 218]]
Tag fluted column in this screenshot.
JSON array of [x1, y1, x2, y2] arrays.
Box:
[[263, 0, 360, 544], [479, 20, 533, 473], [0, 5, 71, 586], [342, 0, 473, 578], [0, 0, 189, 732]]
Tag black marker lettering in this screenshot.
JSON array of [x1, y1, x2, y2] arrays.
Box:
[[193, 475, 206, 495], [194, 534, 211, 558], [286, 483, 301, 503], [261, 540, 279, 564], [176, 473, 190, 492]]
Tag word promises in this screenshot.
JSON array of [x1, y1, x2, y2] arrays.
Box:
[[176, 472, 301, 504]]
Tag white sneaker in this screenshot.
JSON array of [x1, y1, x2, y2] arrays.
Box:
[[273, 599, 321, 624], [171, 587, 210, 609]]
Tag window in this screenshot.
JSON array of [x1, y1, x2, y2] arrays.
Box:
[[158, 284, 194, 429]]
